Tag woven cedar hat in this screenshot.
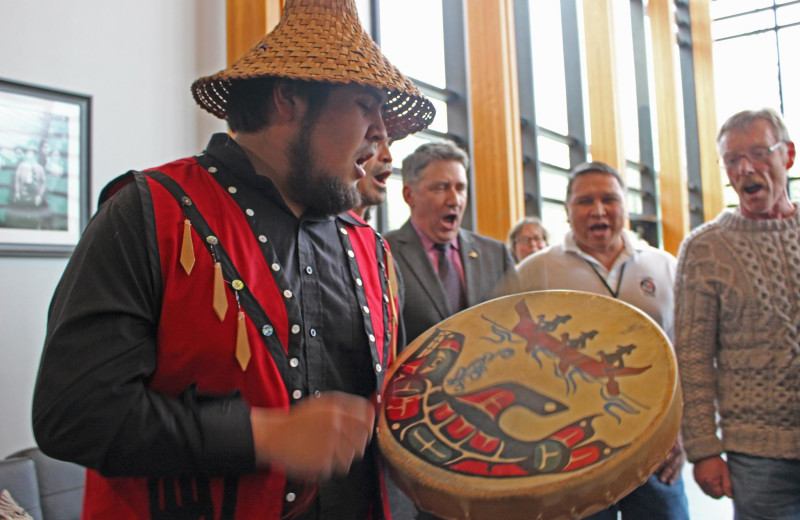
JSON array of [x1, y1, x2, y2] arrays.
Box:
[[191, 0, 435, 140]]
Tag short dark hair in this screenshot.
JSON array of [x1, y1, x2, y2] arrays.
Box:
[[565, 161, 626, 200], [226, 78, 334, 133], [717, 107, 792, 145], [401, 140, 469, 186]]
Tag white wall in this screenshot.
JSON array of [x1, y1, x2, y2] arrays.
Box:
[[0, 0, 227, 456]]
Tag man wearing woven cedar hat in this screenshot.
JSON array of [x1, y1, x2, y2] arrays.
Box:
[[32, 1, 433, 519]]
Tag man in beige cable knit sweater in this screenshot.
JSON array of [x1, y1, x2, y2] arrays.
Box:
[[674, 108, 800, 520]]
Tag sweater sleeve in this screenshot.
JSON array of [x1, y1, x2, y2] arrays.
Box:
[[673, 234, 725, 462], [32, 182, 255, 477]]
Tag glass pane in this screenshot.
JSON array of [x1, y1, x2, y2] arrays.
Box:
[[379, 0, 446, 88], [529, 1, 569, 134], [723, 183, 738, 207], [427, 96, 449, 134], [627, 191, 644, 215], [614, 1, 640, 162], [626, 166, 642, 190], [789, 178, 800, 202], [537, 135, 571, 170], [541, 201, 568, 246], [712, 10, 776, 40], [714, 33, 781, 126], [777, 3, 800, 25], [779, 27, 800, 140], [711, 0, 773, 19], [540, 168, 569, 201], [355, 0, 371, 31], [385, 174, 410, 230]]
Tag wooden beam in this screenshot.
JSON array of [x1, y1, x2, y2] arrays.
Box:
[[465, 0, 524, 242], [581, 0, 626, 171], [648, 0, 690, 255], [226, 0, 283, 66], [689, 0, 723, 222]]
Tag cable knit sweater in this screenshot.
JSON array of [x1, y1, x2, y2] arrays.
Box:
[[674, 206, 800, 462]]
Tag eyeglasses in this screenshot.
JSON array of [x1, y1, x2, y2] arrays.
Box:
[[514, 236, 546, 245], [719, 142, 783, 169]]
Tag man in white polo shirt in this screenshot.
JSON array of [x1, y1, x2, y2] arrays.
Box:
[[517, 161, 688, 520]]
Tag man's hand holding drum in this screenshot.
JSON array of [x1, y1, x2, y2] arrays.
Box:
[[251, 392, 376, 482]]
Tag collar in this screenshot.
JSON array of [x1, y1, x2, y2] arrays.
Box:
[[563, 229, 643, 273]]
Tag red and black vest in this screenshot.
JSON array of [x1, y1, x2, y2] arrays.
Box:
[[83, 156, 398, 520]]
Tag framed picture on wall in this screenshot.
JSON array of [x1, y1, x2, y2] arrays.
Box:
[[0, 78, 90, 256]]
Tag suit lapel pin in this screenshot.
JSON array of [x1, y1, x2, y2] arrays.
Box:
[[469, 251, 478, 259]]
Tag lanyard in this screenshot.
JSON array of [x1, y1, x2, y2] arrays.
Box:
[[585, 259, 627, 299]]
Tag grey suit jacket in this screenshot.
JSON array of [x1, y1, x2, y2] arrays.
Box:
[[385, 220, 519, 344]]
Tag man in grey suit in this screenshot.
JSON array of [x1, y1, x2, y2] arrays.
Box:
[[386, 140, 518, 344]]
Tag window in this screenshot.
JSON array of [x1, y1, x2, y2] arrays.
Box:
[[711, 0, 800, 203], [515, 0, 662, 245], [360, 0, 472, 232]]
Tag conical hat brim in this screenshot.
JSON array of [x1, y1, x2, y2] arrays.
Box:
[[191, 0, 435, 140]]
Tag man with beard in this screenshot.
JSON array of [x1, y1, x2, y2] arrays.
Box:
[[674, 108, 799, 519], [516, 161, 689, 520], [31, 1, 433, 519]]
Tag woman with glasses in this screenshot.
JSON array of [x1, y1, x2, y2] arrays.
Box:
[[507, 216, 549, 263]]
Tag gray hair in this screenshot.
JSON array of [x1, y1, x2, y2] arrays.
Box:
[[717, 107, 792, 145], [401, 140, 469, 186], [566, 161, 626, 200]]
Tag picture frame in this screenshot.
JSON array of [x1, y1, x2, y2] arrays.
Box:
[[0, 78, 90, 256]]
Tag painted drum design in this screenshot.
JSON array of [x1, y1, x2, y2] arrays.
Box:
[[378, 290, 681, 520]]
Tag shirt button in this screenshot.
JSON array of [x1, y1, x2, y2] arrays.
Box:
[[339, 227, 348, 235], [208, 166, 218, 173], [245, 208, 254, 216], [258, 235, 267, 243], [262, 324, 274, 336], [292, 390, 302, 400], [289, 358, 299, 368], [306, 266, 313, 275], [356, 278, 363, 286], [347, 250, 355, 258], [285, 492, 296, 502], [369, 334, 375, 342], [283, 290, 293, 299], [310, 329, 317, 337], [228, 186, 237, 194], [376, 394, 382, 404], [291, 324, 300, 334], [362, 306, 370, 314], [375, 364, 382, 373], [271, 263, 280, 271], [383, 294, 389, 303]]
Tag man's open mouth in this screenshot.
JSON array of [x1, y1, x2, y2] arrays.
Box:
[[743, 183, 763, 194]]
